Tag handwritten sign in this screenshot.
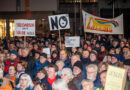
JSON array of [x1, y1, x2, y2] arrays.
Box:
[[43, 48, 50, 55], [104, 65, 127, 90], [65, 36, 80, 47], [14, 20, 35, 36], [48, 14, 70, 30]]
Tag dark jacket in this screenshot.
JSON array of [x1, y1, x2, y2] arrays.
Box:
[[68, 80, 78, 90], [15, 86, 33, 90]]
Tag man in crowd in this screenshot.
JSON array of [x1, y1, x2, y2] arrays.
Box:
[[81, 50, 90, 65], [86, 64, 101, 88]]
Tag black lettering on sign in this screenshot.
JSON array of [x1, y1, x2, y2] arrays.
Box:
[[59, 16, 68, 28], [50, 17, 58, 30]]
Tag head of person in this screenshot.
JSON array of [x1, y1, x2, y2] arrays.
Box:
[[52, 79, 69, 90], [82, 50, 90, 58], [107, 54, 112, 63], [124, 59, 130, 77], [112, 39, 119, 47], [34, 83, 48, 90], [100, 70, 107, 87], [60, 49, 67, 60], [36, 68, 46, 80], [71, 54, 80, 66], [109, 48, 115, 54], [61, 68, 74, 83], [35, 51, 41, 59], [86, 64, 98, 82], [16, 61, 27, 72], [111, 54, 119, 64], [71, 47, 77, 53], [9, 43, 15, 50], [0, 61, 5, 71], [81, 79, 94, 90], [98, 62, 108, 73], [123, 46, 129, 53], [17, 73, 34, 89], [100, 45, 106, 52], [120, 41, 125, 48], [47, 64, 58, 79], [40, 53, 47, 64], [34, 43, 39, 50], [10, 50, 18, 60], [21, 47, 30, 57], [0, 53, 5, 62], [0, 68, 3, 79], [56, 61, 64, 71], [73, 61, 83, 76], [8, 65, 16, 76], [90, 51, 97, 61], [52, 51, 58, 58]]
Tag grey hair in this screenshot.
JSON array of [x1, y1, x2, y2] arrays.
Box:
[[61, 68, 74, 81], [81, 79, 94, 87], [71, 54, 81, 61], [86, 64, 98, 73], [52, 79, 69, 90], [17, 73, 34, 88]]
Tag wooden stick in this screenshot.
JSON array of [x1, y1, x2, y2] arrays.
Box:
[[59, 30, 61, 49], [24, 36, 26, 47]]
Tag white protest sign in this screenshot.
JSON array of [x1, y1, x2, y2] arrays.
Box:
[[14, 20, 35, 36], [105, 65, 127, 90], [43, 48, 51, 55], [65, 36, 80, 47], [48, 14, 70, 30]]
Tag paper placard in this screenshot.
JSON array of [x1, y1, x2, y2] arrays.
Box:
[[43, 48, 50, 55], [48, 14, 70, 30], [14, 20, 35, 36], [65, 36, 80, 47], [104, 65, 127, 90]]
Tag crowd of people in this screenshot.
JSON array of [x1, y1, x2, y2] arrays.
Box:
[[0, 33, 129, 90]]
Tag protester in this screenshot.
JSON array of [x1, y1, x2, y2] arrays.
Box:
[[15, 73, 34, 90], [81, 79, 94, 90], [100, 70, 107, 89]]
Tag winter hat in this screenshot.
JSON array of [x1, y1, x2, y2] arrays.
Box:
[[10, 50, 18, 57], [111, 54, 120, 60], [73, 61, 83, 71], [40, 53, 47, 58], [124, 59, 130, 66]]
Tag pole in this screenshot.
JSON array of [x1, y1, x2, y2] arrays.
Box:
[[74, 0, 77, 36], [113, 0, 115, 18], [24, 36, 26, 47], [80, 0, 82, 35], [59, 30, 61, 49]]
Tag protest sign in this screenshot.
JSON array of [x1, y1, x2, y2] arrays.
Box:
[[104, 65, 127, 90], [48, 14, 70, 31], [14, 20, 35, 36], [43, 48, 51, 55], [65, 36, 80, 47], [82, 10, 124, 34]]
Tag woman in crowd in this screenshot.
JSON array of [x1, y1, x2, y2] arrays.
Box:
[[81, 79, 94, 90], [52, 79, 69, 90], [15, 73, 34, 90], [34, 83, 48, 90], [98, 62, 108, 73], [61, 68, 78, 90]]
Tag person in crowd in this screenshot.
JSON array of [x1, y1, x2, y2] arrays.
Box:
[[0, 61, 5, 71], [81, 79, 94, 90], [110, 54, 124, 67], [34, 68, 51, 90], [34, 51, 41, 62], [81, 50, 90, 65], [33, 53, 50, 76], [20, 47, 35, 75], [77, 48, 83, 56], [59, 49, 71, 67], [46, 64, 59, 87], [5, 65, 17, 88], [51, 51, 58, 64], [73, 61, 84, 90], [109, 39, 119, 50], [86, 64, 101, 88], [52, 79, 69, 90], [87, 51, 100, 65], [98, 45, 108, 61], [15, 73, 34, 90], [124, 59, 130, 90], [61, 68, 78, 90], [123, 46, 130, 59], [0, 68, 13, 90], [71, 47, 78, 55], [56, 60, 65, 77], [5, 50, 20, 73], [71, 54, 81, 68], [98, 62, 108, 73], [34, 83, 48, 90], [0, 52, 6, 62], [100, 70, 107, 89]]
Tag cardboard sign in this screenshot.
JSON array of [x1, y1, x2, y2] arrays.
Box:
[[48, 14, 70, 30], [43, 48, 50, 55], [15, 20, 35, 36], [105, 65, 127, 90], [65, 36, 80, 47]]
